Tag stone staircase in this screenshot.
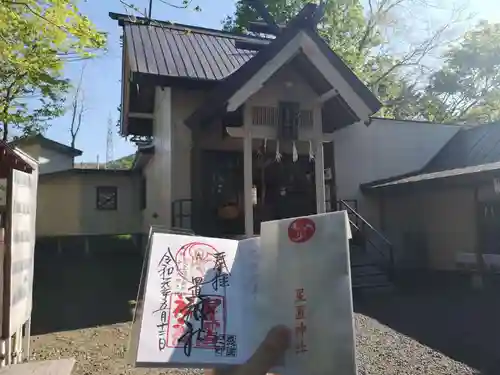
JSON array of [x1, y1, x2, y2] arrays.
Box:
[[350, 244, 393, 291]]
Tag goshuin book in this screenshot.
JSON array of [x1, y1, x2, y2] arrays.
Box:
[[129, 211, 357, 375]]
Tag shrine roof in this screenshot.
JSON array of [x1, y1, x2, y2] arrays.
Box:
[[10, 135, 82, 157], [109, 12, 264, 82], [184, 4, 381, 130], [110, 10, 380, 120]]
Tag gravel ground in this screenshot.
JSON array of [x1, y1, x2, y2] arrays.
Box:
[[30, 253, 495, 375], [30, 314, 478, 375]]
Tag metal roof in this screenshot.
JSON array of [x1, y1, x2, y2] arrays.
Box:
[[364, 161, 500, 190], [362, 122, 500, 191], [10, 135, 82, 157], [111, 9, 381, 133], [424, 122, 500, 172], [120, 19, 264, 81]]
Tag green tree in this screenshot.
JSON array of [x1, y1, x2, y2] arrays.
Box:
[[108, 154, 135, 169], [418, 21, 500, 124], [0, 0, 106, 141]]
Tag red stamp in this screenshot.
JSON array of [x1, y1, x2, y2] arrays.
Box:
[[175, 242, 219, 282], [166, 293, 227, 349], [288, 218, 316, 243]]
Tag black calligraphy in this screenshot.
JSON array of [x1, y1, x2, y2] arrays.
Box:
[[211, 252, 230, 291], [214, 334, 238, 357], [176, 251, 229, 357], [155, 248, 176, 351]]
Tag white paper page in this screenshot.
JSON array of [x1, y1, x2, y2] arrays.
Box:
[[257, 211, 357, 375], [135, 233, 256, 367]]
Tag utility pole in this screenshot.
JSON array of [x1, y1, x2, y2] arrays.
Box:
[[106, 114, 114, 169]]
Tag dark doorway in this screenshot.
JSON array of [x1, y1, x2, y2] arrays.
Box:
[[199, 150, 244, 238], [477, 201, 500, 255], [198, 150, 317, 237], [253, 153, 316, 230]]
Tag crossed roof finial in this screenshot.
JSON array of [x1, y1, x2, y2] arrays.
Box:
[[244, 0, 325, 37]]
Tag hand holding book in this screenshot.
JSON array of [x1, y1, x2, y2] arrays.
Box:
[[131, 211, 356, 375]]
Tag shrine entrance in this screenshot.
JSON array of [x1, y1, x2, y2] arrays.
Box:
[[253, 153, 316, 227], [198, 149, 317, 238]]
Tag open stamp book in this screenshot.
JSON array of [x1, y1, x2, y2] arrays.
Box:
[[130, 211, 356, 375]]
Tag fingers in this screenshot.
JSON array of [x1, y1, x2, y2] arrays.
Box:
[[234, 325, 291, 375]]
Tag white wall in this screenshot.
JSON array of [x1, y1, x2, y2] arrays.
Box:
[[37, 147, 74, 174], [38, 173, 141, 236], [333, 118, 461, 224], [17, 143, 74, 174]]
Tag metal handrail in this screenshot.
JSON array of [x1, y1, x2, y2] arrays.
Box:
[[348, 219, 388, 261], [338, 200, 392, 246], [338, 199, 395, 275]]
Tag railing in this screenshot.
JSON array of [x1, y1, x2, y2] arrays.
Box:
[[336, 199, 360, 228], [337, 199, 395, 277]]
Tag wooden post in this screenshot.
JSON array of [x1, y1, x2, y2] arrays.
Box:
[[313, 105, 326, 213], [243, 108, 254, 236], [473, 187, 485, 289]]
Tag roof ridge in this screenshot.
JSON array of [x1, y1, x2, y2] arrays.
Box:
[[110, 12, 272, 42]]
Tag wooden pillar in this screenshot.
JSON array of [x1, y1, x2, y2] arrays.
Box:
[[153, 86, 173, 229], [323, 141, 336, 211], [313, 105, 326, 213], [243, 108, 254, 236], [473, 187, 485, 289]]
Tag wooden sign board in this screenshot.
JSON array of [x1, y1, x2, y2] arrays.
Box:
[[3, 149, 38, 338]]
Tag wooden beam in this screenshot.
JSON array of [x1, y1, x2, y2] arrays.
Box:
[[313, 104, 326, 213], [313, 1, 326, 26], [234, 40, 268, 52], [243, 108, 254, 236], [318, 88, 339, 103], [248, 21, 284, 35], [244, 0, 281, 34], [226, 125, 335, 142], [129, 112, 154, 119], [301, 32, 372, 122], [227, 32, 304, 112]]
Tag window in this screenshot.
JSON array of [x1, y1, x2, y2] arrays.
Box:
[[96, 186, 118, 210]]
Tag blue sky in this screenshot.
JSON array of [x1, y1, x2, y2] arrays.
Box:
[[46, 0, 500, 163]]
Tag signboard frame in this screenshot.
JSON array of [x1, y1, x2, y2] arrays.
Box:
[[2, 148, 38, 340]]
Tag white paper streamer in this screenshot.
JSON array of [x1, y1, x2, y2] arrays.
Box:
[[275, 140, 282, 162], [309, 140, 315, 161], [292, 141, 298, 162]]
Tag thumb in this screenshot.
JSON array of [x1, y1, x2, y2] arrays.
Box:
[[234, 325, 291, 375]]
